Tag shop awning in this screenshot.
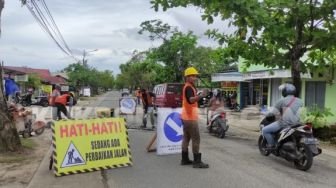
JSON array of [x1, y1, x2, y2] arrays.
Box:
[[242, 69, 311, 80], [211, 69, 311, 82], [211, 72, 245, 82]]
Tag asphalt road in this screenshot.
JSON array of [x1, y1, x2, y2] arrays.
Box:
[[97, 91, 336, 188]]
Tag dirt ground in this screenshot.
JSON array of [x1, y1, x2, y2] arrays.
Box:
[[0, 129, 51, 188], [0, 96, 99, 187]]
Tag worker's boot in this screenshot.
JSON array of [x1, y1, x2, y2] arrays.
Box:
[[193, 153, 209, 168], [180, 151, 193, 165]]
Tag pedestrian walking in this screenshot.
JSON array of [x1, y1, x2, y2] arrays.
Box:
[[140, 88, 156, 129], [181, 67, 209, 168]]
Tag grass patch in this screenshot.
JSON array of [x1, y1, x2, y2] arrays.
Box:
[[0, 155, 26, 163], [0, 139, 37, 163], [21, 138, 37, 150]]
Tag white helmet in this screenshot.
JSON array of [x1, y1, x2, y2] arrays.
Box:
[[213, 89, 218, 97]]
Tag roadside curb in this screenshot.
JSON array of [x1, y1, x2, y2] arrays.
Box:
[[27, 93, 110, 188], [27, 144, 105, 188]]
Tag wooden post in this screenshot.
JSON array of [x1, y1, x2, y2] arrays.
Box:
[[146, 132, 157, 152]]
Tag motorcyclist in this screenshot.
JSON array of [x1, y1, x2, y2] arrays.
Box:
[[262, 83, 303, 149], [208, 89, 225, 124]]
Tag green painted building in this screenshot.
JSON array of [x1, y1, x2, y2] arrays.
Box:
[[212, 61, 336, 125]]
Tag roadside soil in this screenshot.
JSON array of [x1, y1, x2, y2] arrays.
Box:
[[0, 129, 51, 188], [0, 94, 100, 187]]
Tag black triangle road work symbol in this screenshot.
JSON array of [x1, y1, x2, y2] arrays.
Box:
[[61, 141, 86, 168]]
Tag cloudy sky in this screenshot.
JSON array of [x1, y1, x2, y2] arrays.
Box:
[[1, 0, 229, 75]]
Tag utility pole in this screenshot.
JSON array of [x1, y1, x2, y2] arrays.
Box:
[[0, 0, 4, 35], [82, 49, 98, 67]]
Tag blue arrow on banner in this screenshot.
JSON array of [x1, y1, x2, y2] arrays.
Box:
[[163, 112, 183, 142]]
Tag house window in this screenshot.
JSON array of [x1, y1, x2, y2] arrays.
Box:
[[305, 81, 326, 109]]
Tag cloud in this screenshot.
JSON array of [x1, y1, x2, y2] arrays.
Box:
[[1, 0, 225, 75]]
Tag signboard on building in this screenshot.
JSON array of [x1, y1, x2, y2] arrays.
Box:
[[52, 118, 132, 176], [83, 88, 91, 97], [156, 108, 183, 155], [40, 85, 52, 95], [61, 85, 69, 92], [221, 81, 238, 88], [14, 74, 28, 82]]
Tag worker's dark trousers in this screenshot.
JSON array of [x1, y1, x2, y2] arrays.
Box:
[[181, 120, 200, 154]]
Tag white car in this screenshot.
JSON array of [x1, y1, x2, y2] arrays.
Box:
[[121, 89, 130, 97]]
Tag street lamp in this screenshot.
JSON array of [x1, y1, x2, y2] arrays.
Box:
[[82, 49, 98, 66]]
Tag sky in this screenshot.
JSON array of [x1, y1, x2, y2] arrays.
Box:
[[1, 0, 229, 75]]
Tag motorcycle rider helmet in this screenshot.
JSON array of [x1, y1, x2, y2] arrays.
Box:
[[279, 83, 296, 97]]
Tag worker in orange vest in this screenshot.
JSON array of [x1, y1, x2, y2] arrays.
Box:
[[181, 67, 209, 168], [50, 85, 61, 120], [55, 93, 73, 120]]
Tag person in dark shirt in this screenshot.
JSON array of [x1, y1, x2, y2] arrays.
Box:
[[140, 89, 156, 129]]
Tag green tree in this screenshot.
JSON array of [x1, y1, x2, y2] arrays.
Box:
[[27, 73, 42, 89], [64, 63, 91, 92], [65, 63, 115, 95], [152, 0, 336, 95], [117, 50, 164, 90], [139, 19, 178, 42], [98, 70, 114, 91]]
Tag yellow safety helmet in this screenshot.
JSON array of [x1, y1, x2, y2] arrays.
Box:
[[184, 67, 199, 77]]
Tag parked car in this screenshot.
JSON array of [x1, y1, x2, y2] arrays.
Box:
[[153, 83, 184, 108], [121, 88, 130, 97]]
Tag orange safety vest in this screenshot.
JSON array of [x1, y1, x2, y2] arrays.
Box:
[[136, 90, 142, 97], [55, 94, 68, 105], [181, 82, 198, 120]]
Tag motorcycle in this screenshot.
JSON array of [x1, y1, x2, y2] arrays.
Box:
[[225, 97, 241, 112], [19, 117, 45, 138], [207, 110, 229, 138], [21, 93, 49, 107], [9, 105, 45, 138], [258, 113, 322, 171]]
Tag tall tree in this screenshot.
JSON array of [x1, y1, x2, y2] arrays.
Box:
[[0, 64, 22, 152], [151, 0, 336, 96], [0, 0, 23, 152]]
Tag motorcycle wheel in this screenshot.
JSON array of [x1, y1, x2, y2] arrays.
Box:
[[21, 101, 29, 107], [35, 127, 45, 135], [258, 135, 270, 156], [294, 144, 313, 171], [23, 131, 31, 138], [218, 128, 226, 138], [41, 100, 49, 107]]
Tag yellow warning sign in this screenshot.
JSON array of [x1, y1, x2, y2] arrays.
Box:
[[52, 118, 132, 176]]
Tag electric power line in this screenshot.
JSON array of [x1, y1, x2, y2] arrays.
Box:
[[23, 0, 78, 61]]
